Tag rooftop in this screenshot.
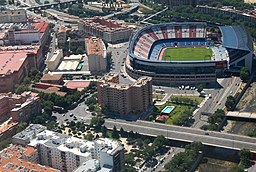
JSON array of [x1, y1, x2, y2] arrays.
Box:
[[41, 73, 63, 82], [0, 119, 18, 135], [80, 16, 132, 33], [0, 52, 28, 75], [65, 81, 90, 92], [0, 145, 58, 172], [219, 26, 253, 51], [13, 124, 122, 160], [86, 37, 106, 57], [32, 19, 49, 33], [74, 159, 112, 172], [13, 124, 47, 142], [98, 73, 151, 90]]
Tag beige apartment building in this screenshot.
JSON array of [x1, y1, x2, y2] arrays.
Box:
[[85, 37, 107, 72], [97, 73, 152, 116], [78, 17, 133, 43]]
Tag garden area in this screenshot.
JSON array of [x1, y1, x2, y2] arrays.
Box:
[[153, 93, 166, 101], [149, 96, 204, 126]]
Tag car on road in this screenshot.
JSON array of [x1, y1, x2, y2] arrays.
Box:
[[64, 119, 68, 121], [70, 113, 74, 117], [62, 114, 65, 117]]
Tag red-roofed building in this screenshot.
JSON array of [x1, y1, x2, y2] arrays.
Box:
[[0, 145, 59, 172], [32, 19, 50, 46], [66, 81, 90, 92], [79, 16, 133, 43], [0, 52, 32, 92], [156, 115, 169, 122]]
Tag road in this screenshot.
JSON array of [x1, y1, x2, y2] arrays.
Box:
[[108, 42, 134, 84], [103, 1, 139, 19], [154, 147, 183, 172], [192, 77, 241, 128], [53, 93, 95, 125], [104, 119, 256, 152]]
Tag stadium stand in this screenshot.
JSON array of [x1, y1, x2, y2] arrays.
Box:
[[127, 23, 253, 84], [133, 23, 207, 59]]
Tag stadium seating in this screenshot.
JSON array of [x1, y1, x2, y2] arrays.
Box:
[[133, 23, 207, 59]]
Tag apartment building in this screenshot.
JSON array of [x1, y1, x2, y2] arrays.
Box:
[[0, 119, 18, 141], [85, 37, 107, 72], [78, 17, 133, 43], [0, 91, 41, 122], [0, 9, 27, 23], [97, 73, 153, 116], [12, 124, 125, 172], [0, 144, 58, 172]]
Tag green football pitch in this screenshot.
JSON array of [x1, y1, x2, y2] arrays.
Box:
[[162, 47, 212, 61]]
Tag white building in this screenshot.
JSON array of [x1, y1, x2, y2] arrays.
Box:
[[13, 124, 124, 172], [46, 49, 63, 71]]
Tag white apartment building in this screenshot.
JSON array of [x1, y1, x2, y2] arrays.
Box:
[[13, 124, 124, 172]]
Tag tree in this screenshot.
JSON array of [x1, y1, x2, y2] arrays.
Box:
[[125, 154, 136, 166], [44, 0, 49, 4], [112, 126, 119, 139], [84, 133, 94, 141], [106, 52, 113, 70], [239, 149, 252, 168], [90, 117, 105, 128], [16, 122, 28, 133], [101, 125, 108, 137], [240, 67, 250, 82], [153, 135, 167, 148], [120, 127, 126, 137], [76, 47, 84, 54], [225, 95, 236, 110], [196, 84, 203, 93]]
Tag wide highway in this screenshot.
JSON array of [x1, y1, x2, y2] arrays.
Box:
[[105, 119, 256, 152]]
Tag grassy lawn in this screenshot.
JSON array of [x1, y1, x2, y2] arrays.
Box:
[[169, 95, 204, 105], [162, 47, 212, 61], [151, 96, 204, 125], [156, 102, 195, 125], [153, 93, 165, 100]]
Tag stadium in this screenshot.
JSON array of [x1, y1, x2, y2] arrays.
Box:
[[125, 22, 253, 85]]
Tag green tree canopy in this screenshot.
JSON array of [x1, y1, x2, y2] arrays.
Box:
[[225, 95, 236, 111], [76, 47, 84, 54], [240, 67, 250, 82], [239, 149, 252, 168]]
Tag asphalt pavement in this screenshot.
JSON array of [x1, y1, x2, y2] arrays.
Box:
[[104, 119, 256, 152]]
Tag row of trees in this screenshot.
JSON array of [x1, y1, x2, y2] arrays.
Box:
[[201, 0, 254, 11], [170, 96, 199, 106], [165, 142, 204, 171], [201, 109, 225, 131], [230, 149, 253, 171]]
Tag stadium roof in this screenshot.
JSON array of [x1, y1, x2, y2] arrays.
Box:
[[219, 26, 253, 51]]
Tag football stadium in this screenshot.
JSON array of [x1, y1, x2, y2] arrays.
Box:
[[126, 22, 253, 84]]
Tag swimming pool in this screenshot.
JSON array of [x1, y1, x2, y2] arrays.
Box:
[[161, 106, 175, 114]]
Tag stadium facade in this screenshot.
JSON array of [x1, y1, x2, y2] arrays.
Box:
[[126, 22, 253, 85]]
